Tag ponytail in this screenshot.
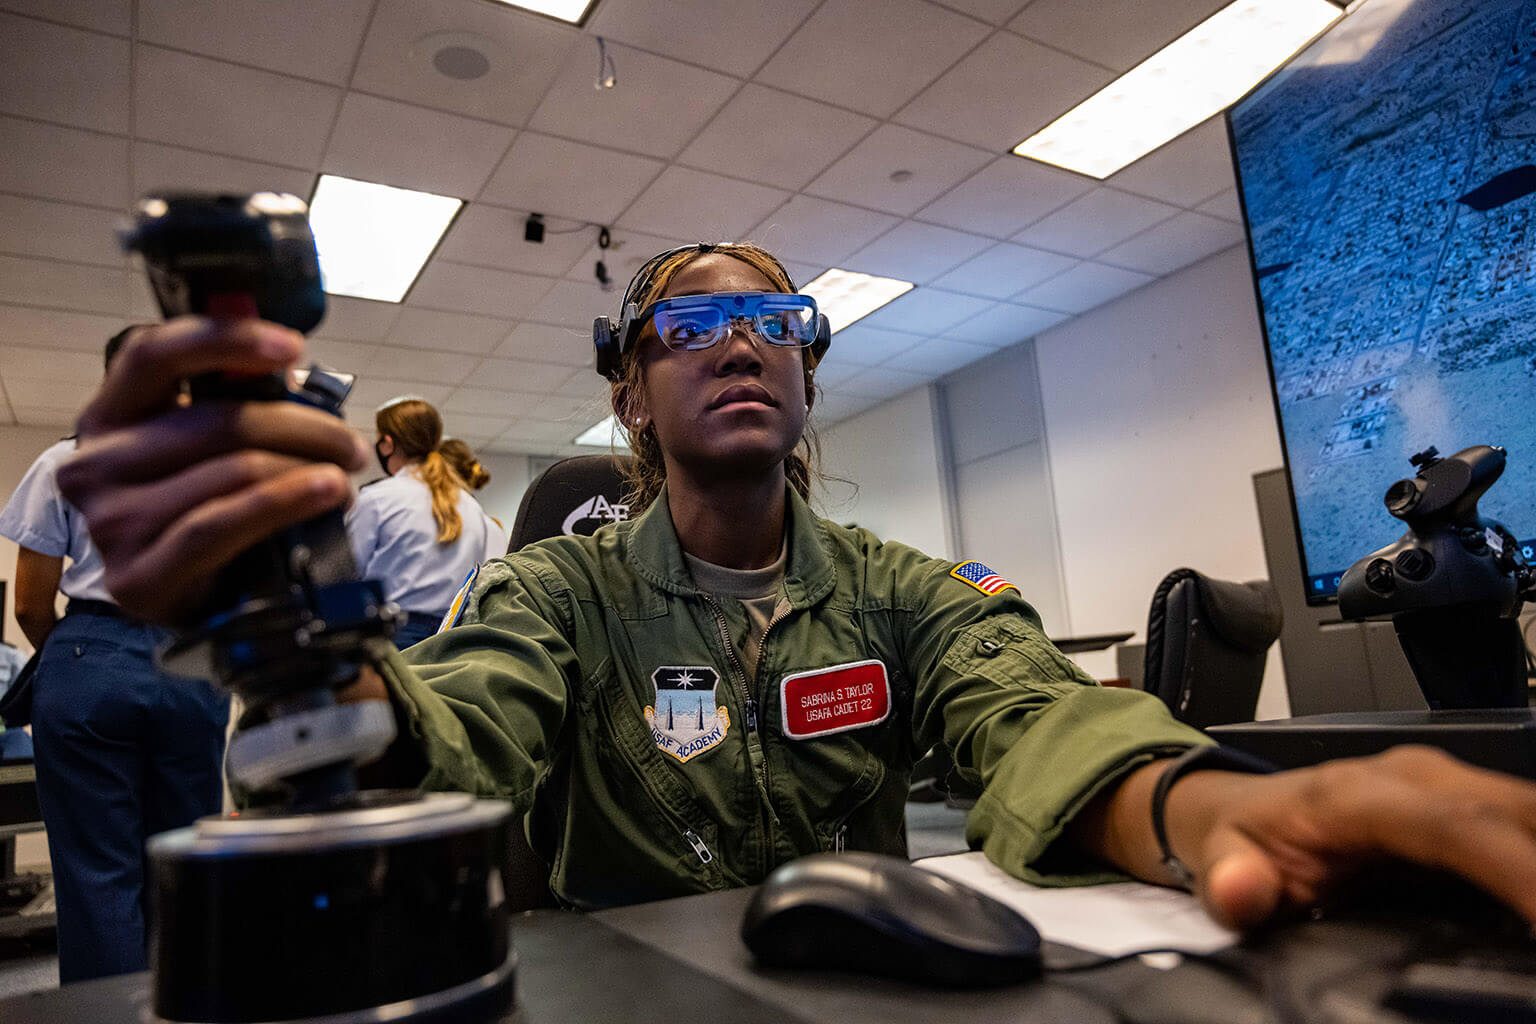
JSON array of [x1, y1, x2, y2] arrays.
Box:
[[418, 449, 463, 544]]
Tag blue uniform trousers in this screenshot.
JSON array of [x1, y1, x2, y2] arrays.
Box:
[[30, 607, 229, 983], [394, 611, 447, 650]]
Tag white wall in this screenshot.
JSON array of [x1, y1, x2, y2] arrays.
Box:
[[1034, 245, 1291, 718], [819, 386, 952, 561]]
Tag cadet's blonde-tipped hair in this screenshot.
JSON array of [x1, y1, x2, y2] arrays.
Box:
[[375, 397, 463, 544]]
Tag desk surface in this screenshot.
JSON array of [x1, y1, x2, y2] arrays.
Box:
[[0, 884, 1475, 1024]]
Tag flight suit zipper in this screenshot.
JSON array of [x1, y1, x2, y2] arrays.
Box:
[[704, 596, 756, 729]]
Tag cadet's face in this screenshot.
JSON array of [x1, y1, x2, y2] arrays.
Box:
[[632, 254, 808, 481]]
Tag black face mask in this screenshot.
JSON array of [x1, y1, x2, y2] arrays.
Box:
[[375, 440, 392, 477]]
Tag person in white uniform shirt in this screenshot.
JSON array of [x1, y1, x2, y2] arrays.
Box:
[[348, 397, 505, 648], [0, 326, 229, 983]]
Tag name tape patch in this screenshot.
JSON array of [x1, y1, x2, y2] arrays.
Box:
[[780, 659, 890, 740]]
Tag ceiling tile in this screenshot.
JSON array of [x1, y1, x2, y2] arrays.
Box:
[[0, 255, 133, 316], [855, 288, 994, 335], [1197, 188, 1243, 223], [1106, 117, 1237, 208], [1010, 187, 1179, 258], [134, 46, 341, 168], [749, 196, 900, 267], [407, 262, 555, 320], [934, 0, 1028, 24], [566, 227, 689, 285], [1096, 210, 1245, 275], [346, 376, 453, 410], [137, 0, 373, 85], [442, 386, 526, 417], [0, 346, 101, 378], [836, 365, 930, 398], [588, 0, 817, 76], [0, 0, 129, 34], [0, 304, 128, 352], [895, 31, 1112, 151], [133, 142, 316, 201], [305, 338, 380, 372], [554, 369, 607, 400], [842, 221, 993, 284], [929, 242, 1078, 299], [386, 307, 512, 355], [915, 156, 1092, 239], [1015, 261, 1154, 314], [940, 301, 1067, 346], [812, 389, 881, 424], [0, 117, 129, 208], [884, 336, 994, 375], [0, 12, 129, 133], [492, 322, 591, 367], [497, 418, 589, 445], [1010, 0, 1228, 72], [822, 325, 923, 367], [2, 375, 96, 408], [618, 167, 789, 241], [13, 405, 77, 428], [467, 358, 576, 393], [317, 296, 402, 342], [0, 195, 126, 267], [478, 132, 663, 224], [755, 0, 989, 118], [367, 344, 479, 385], [351, 0, 579, 127], [804, 125, 992, 217], [679, 84, 877, 192], [528, 41, 737, 158], [440, 411, 516, 439], [322, 93, 515, 198], [525, 279, 618, 331], [437, 204, 588, 277], [521, 392, 601, 422], [808, 359, 864, 389]]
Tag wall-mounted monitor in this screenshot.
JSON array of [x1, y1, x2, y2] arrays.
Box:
[[1230, 0, 1536, 603]]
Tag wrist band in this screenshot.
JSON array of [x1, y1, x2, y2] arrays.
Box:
[[1150, 744, 1276, 889]]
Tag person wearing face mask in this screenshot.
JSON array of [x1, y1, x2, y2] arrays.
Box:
[[348, 397, 504, 649], [58, 243, 1536, 934]]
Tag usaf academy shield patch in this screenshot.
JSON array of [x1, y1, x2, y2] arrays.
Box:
[[645, 666, 730, 763]]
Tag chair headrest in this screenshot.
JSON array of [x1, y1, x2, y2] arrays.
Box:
[[1151, 569, 1283, 653], [509, 454, 635, 552]]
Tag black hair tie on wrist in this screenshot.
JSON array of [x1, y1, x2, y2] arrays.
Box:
[[1151, 744, 1278, 889]]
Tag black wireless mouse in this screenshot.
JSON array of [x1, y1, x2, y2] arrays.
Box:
[[741, 852, 1042, 988]]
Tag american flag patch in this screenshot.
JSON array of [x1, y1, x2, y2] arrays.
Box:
[[950, 560, 1017, 596]]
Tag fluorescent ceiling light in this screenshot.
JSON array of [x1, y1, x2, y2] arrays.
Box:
[[574, 414, 630, 450], [801, 269, 914, 334], [487, 0, 595, 24], [308, 174, 461, 303], [1012, 0, 1342, 179]]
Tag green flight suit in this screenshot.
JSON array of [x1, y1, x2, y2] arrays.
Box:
[[381, 486, 1209, 909]]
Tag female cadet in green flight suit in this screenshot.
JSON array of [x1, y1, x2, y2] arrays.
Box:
[[60, 242, 1536, 931]]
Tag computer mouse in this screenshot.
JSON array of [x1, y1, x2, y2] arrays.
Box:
[[741, 852, 1042, 988]]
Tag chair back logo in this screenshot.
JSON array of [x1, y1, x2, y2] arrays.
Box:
[[645, 665, 729, 762], [562, 493, 630, 535]]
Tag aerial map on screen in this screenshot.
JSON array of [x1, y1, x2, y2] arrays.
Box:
[[1231, 0, 1536, 600]]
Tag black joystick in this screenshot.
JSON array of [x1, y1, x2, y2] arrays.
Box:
[[1338, 444, 1535, 709], [121, 193, 514, 1024]]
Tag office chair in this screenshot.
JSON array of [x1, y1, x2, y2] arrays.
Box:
[[500, 454, 636, 910], [1143, 568, 1283, 730]]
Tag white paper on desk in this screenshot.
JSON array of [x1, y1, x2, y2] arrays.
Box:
[[916, 852, 1238, 957]]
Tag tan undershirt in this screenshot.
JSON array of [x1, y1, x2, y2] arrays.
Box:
[[683, 541, 790, 681]]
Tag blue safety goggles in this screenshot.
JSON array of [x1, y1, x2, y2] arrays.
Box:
[[630, 291, 825, 352]]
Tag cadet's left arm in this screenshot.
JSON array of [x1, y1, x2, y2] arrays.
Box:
[[899, 552, 1536, 930]]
